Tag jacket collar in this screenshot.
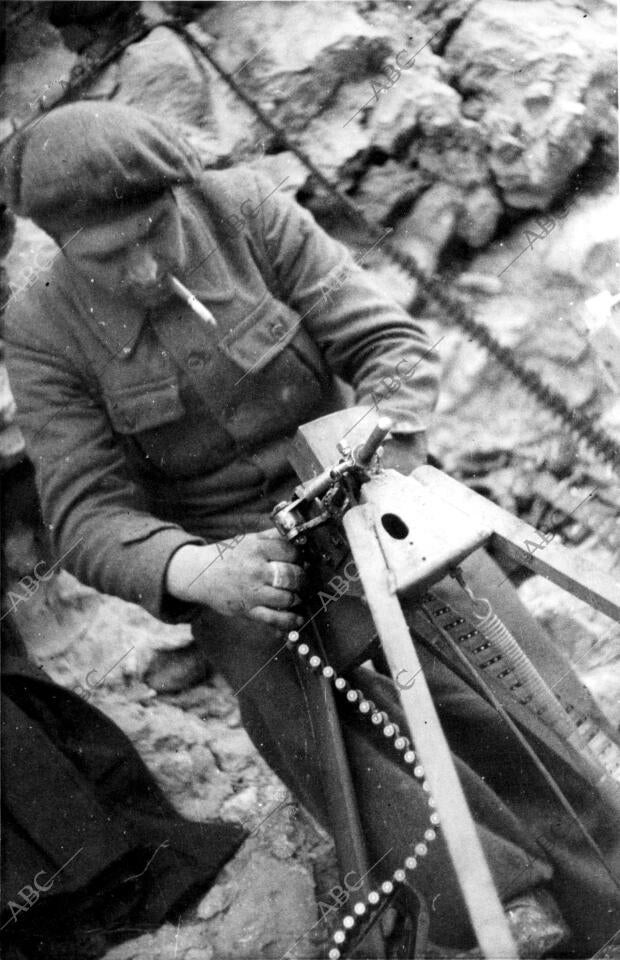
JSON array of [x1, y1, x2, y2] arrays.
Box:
[[63, 184, 235, 359]]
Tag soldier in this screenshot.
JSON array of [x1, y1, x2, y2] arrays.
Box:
[[3, 101, 619, 957]]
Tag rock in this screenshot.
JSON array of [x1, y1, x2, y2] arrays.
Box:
[[16, 569, 196, 692], [211, 852, 317, 959], [416, 114, 489, 191], [203, 722, 256, 773], [184, 949, 214, 960], [581, 659, 620, 728], [0, 362, 16, 426], [202, 1, 391, 127], [431, 186, 616, 469], [518, 574, 620, 726], [4, 0, 613, 285], [95, 693, 236, 819], [0, 8, 75, 128], [518, 575, 610, 662], [196, 882, 235, 921], [84, 25, 213, 127], [541, 191, 619, 290], [271, 831, 297, 861], [2, 217, 62, 321], [455, 272, 503, 296], [294, 94, 371, 185], [416, 0, 481, 26], [188, 743, 218, 779], [456, 185, 503, 248], [102, 922, 213, 960], [444, 0, 617, 208], [353, 160, 430, 226], [7, 573, 75, 663], [364, 60, 461, 155], [171, 679, 236, 718], [220, 785, 259, 827], [392, 182, 462, 274], [226, 709, 243, 729]]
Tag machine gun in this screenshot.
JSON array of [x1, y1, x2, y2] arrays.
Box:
[[271, 407, 620, 960]]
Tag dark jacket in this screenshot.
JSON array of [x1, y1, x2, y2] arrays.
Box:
[[5, 168, 440, 621], [1, 643, 245, 958]]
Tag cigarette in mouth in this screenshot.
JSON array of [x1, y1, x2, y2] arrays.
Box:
[[169, 275, 217, 327]]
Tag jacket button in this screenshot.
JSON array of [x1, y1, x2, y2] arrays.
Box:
[[187, 351, 207, 369]]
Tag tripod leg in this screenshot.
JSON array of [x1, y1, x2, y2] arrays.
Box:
[[293, 629, 387, 958], [344, 505, 518, 960]]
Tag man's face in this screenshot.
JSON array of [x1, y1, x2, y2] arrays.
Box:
[[58, 190, 187, 307]]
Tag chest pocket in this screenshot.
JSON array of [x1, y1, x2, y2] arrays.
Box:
[[104, 376, 184, 435], [103, 374, 194, 476], [215, 297, 328, 446]]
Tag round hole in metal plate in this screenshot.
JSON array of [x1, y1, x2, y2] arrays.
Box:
[[381, 513, 409, 540]]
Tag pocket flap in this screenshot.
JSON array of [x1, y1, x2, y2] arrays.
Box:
[[218, 297, 299, 373], [105, 377, 184, 434]]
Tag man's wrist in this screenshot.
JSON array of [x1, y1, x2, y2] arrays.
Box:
[[165, 543, 221, 603], [388, 420, 427, 440], [381, 429, 428, 474]]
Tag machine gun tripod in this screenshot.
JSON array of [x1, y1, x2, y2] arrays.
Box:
[[271, 407, 620, 960]]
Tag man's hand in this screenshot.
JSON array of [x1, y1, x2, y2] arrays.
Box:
[[381, 429, 428, 475], [165, 530, 304, 632]]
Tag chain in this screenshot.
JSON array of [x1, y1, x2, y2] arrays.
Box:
[[286, 629, 439, 959], [172, 21, 620, 475], [0, 18, 178, 146], [3, 13, 619, 473], [4, 15, 619, 473]]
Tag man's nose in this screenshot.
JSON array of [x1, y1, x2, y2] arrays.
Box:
[[126, 249, 159, 286]]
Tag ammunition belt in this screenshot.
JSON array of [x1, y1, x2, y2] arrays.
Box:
[[4, 17, 619, 769], [421, 592, 620, 793], [287, 630, 438, 959]]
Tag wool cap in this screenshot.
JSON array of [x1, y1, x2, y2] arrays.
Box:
[[0, 101, 203, 235]]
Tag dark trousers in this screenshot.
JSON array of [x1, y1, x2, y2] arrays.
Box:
[[193, 549, 620, 953]]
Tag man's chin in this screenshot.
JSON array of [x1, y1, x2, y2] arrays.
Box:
[[128, 283, 175, 308]]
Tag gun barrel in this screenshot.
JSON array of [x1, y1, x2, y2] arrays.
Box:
[[299, 461, 352, 502]]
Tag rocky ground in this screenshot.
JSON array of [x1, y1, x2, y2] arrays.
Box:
[[1, 1, 619, 958]]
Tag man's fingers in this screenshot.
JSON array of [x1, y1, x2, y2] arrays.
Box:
[[261, 587, 300, 610], [247, 606, 303, 631], [267, 561, 304, 591], [257, 528, 299, 563]]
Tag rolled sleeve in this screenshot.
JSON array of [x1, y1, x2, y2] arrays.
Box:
[[251, 173, 441, 430]]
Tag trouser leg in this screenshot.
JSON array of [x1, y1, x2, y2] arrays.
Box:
[[193, 608, 555, 947]]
